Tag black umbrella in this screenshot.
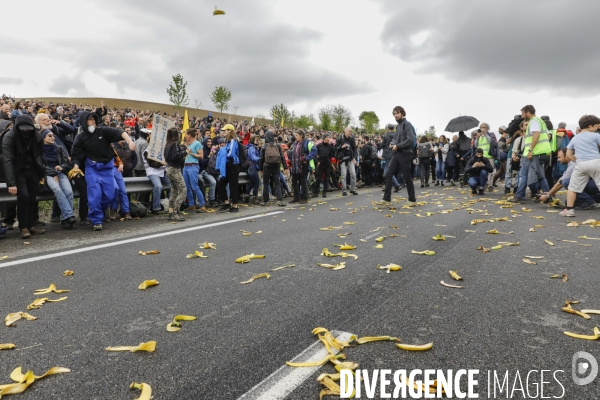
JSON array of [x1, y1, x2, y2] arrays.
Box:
[[445, 116, 479, 133]]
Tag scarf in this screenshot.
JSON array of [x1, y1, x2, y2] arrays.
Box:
[[43, 143, 59, 168], [292, 140, 303, 174]]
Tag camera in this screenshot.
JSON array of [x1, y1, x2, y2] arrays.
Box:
[[504, 115, 524, 136]]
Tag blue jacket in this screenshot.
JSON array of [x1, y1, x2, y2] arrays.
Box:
[[226, 139, 240, 165], [246, 144, 260, 169]]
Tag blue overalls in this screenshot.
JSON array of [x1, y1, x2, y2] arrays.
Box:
[[85, 159, 115, 224]]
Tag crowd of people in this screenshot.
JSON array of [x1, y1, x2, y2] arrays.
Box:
[[1, 94, 599, 240]]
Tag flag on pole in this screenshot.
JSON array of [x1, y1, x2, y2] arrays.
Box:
[[181, 109, 189, 143], [280, 116, 284, 128]]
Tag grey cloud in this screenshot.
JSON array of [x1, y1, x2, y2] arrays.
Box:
[[379, 0, 600, 95], [43, 0, 371, 112], [48, 73, 92, 96], [0, 77, 23, 85]]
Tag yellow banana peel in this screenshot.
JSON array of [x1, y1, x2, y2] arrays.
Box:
[[334, 362, 360, 371], [312, 327, 351, 350], [33, 283, 70, 295], [130, 382, 152, 400], [579, 235, 600, 240], [235, 254, 264, 263], [498, 242, 519, 246], [550, 274, 568, 282], [62, 270, 73, 276], [432, 234, 445, 241], [449, 271, 462, 281], [26, 296, 67, 310], [396, 342, 433, 351], [241, 230, 252, 236], [317, 262, 346, 270], [138, 250, 160, 256], [167, 315, 196, 332], [486, 229, 499, 234], [374, 244, 383, 249], [411, 250, 435, 256], [440, 280, 464, 289], [272, 264, 295, 271], [187, 250, 208, 259], [531, 216, 545, 220], [375, 236, 386, 242], [0, 344, 16, 350], [286, 353, 345, 367], [522, 207, 532, 212], [343, 222, 357, 225], [334, 243, 356, 250], [523, 258, 537, 265], [580, 310, 600, 315], [138, 279, 159, 290], [240, 273, 271, 284], [201, 242, 217, 249], [1, 367, 70, 397], [490, 245, 503, 250], [5, 312, 37, 326], [562, 301, 591, 320], [352, 335, 399, 345], [525, 255, 543, 259], [567, 222, 579, 227], [338, 252, 358, 260], [236, 255, 250, 263], [248, 254, 265, 259], [377, 264, 401, 273], [564, 328, 600, 340], [106, 341, 157, 352], [337, 233, 351, 238], [321, 248, 338, 257]]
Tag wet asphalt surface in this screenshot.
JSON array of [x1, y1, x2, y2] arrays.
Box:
[[1, 182, 600, 399]]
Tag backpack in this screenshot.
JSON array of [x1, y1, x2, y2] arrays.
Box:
[[144, 149, 163, 169], [265, 143, 281, 165], [418, 143, 434, 159], [237, 140, 251, 168], [207, 153, 218, 175]]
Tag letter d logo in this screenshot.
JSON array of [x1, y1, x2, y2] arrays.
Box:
[[572, 351, 598, 385]]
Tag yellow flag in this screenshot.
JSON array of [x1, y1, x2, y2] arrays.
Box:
[[281, 116, 284, 127], [181, 109, 189, 143]]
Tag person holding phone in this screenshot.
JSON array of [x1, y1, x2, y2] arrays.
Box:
[[465, 147, 494, 195]]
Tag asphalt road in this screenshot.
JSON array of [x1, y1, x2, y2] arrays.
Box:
[[1, 184, 600, 399]]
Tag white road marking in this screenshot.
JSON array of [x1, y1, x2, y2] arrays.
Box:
[[237, 330, 354, 400], [0, 211, 284, 269]]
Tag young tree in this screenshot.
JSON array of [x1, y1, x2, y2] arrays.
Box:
[[358, 111, 380, 133], [232, 105, 239, 117], [166, 73, 189, 110], [269, 103, 291, 127], [331, 104, 353, 132], [210, 86, 232, 114], [318, 106, 334, 131], [295, 114, 317, 129], [193, 99, 203, 109], [423, 126, 437, 141]]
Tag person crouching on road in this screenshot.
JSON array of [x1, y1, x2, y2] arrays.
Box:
[[42, 130, 76, 228], [163, 127, 187, 221], [465, 148, 493, 196], [2, 115, 46, 238], [71, 111, 136, 231]]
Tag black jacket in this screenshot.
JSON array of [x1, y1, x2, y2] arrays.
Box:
[[315, 142, 335, 165], [381, 130, 395, 160], [390, 118, 414, 153], [336, 134, 356, 161], [48, 121, 75, 154], [464, 156, 494, 178], [2, 115, 45, 187], [360, 143, 375, 162], [259, 131, 286, 169], [71, 111, 125, 167], [44, 145, 71, 177], [164, 142, 187, 168]]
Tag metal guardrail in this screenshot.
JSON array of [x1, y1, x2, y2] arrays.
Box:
[[0, 173, 250, 204]]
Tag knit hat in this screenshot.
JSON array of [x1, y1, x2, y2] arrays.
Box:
[[41, 129, 53, 139]]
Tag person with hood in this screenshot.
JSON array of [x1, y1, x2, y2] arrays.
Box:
[[336, 127, 358, 196], [133, 129, 149, 177], [465, 148, 494, 195], [70, 111, 136, 231], [289, 130, 316, 204], [259, 130, 286, 206], [454, 131, 472, 185], [2, 115, 47, 238], [245, 134, 261, 204], [313, 133, 336, 198], [381, 123, 402, 192], [0, 120, 17, 231], [42, 130, 76, 228]]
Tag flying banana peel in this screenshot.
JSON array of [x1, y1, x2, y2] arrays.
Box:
[[5, 312, 37, 326], [396, 342, 434, 351], [377, 264, 401, 273], [449, 271, 462, 281], [0, 344, 15, 350], [106, 341, 157, 352], [138, 279, 159, 290], [130, 382, 152, 400], [33, 283, 70, 295], [411, 250, 435, 256], [240, 273, 271, 284]]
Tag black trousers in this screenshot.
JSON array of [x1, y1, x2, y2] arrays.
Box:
[[15, 169, 40, 230], [362, 161, 373, 186], [292, 163, 309, 201], [1, 204, 16, 225], [263, 165, 282, 202], [419, 158, 431, 182], [447, 166, 457, 181], [218, 163, 240, 204], [384, 151, 415, 202], [314, 162, 331, 194], [71, 175, 89, 221]]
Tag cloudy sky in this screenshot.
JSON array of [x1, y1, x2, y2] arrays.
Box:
[[2, 0, 599, 134]]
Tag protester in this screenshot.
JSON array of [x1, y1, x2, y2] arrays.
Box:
[[259, 131, 286, 206], [1, 115, 46, 238], [314, 133, 336, 198], [245, 135, 261, 204], [290, 130, 316, 204], [434, 135, 449, 186], [417, 136, 434, 188], [336, 127, 358, 196], [216, 124, 241, 213], [465, 148, 494, 195], [383, 106, 416, 203], [163, 127, 187, 221], [109, 148, 132, 221], [71, 111, 136, 231], [143, 148, 169, 215], [182, 128, 207, 213]]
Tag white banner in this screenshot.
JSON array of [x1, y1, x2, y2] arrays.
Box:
[[147, 114, 175, 163]]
